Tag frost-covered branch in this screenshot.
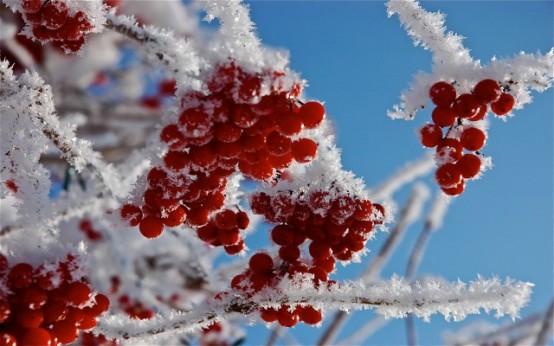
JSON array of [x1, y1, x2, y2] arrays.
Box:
[[386, 0, 554, 120], [97, 275, 532, 342]]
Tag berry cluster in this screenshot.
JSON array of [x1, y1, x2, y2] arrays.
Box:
[[419, 79, 515, 195], [251, 190, 383, 262], [196, 209, 249, 255], [80, 332, 118, 346], [222, 190, 383, 328], [0, 254, 109, 345], [121, 62, 325, 240], [19, 0, 94, 53]]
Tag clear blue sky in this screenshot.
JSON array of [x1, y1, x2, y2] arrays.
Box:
[[235, 1, 553, 345]]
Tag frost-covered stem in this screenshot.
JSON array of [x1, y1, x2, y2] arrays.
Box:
[[265, 325, 282, 346], [317, 184, 429, 345], [534, 299, 554, 345], [98, 276, 531, 341], [405, 194, 449, 346]]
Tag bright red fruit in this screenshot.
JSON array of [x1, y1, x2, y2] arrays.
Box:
[[457, 154, 482, 179], [299, 101, 325, 128], [21, 328, 52, 346], [0, 334, 16, 346], [299, 306, 323, 325], [277, 306, 299, 327], [452, 94, 480, 118], [162, 206, 187, 227], [120, 204, 143, 227], [51, 319, 78, 344], [249, 253, 273, 274], [431, 106, 457, 127], [291, 138, 317, 163], [473, 79, 501, 103], [66, 281, 92, 306], [139, 216, 164, 238], [21, 0, 42, 13], [17, 308, 44, 328], [429, 81, 456, 107], [435, 163, 462, 188], [309, 241, 332, 259], [460, 127, 486, 151], [441, 179, 465, 196], [8, 263, 33, 289], [260, 308, 278, 323], [490, 93, 515, 115], [418, 123, 443, 147]]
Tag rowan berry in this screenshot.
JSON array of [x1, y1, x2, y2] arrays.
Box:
[[66, 281, 92, 306], [435, 163, 462, 188], [0, 334, 16, 346], [249, 253, 274, 274], [429, 81, 457, 107], [460, 127, 486, 151], [277, 306, 299, 327], [452, 94, 480, 118], [291, 138, 317, 163], [139, 216, 164, 238], [260, 308, 278, 323], [21, 328, 53, 346], [491, 93, 515, 116], [51, 319, 78, 344], [431, 106, 456, 127], [218, 228, 240, 245], [299, 101, 325, 128], [441, 179, 465, 196], [473, 79, 501, 104], [279, 245, 300, 262], [163, 206, 187, 227], [418, 123, 443, 147], [309, 241, 332, 259], [457, 154, 481, 179], [8, 263, 33, 289], [299, 306, 322, 325], [120, 204, 143, 226]]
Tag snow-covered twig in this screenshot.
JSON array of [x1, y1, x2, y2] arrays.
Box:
[[97, 275, 532, 342], [534, 299, 554, 346]]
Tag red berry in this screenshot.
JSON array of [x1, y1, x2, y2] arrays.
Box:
[[51, 320, 78, 344], [218, 228, 241, 245], [0, 254, 7, 273], [66, 281, 92, 306], [249, 253, 273, 274], [309, 190, 332, 214], [418, 123, 443, 147], [460, 127, 486, 151], [42, 1, 69, 30], [20, 286, 47, 309], [189, 144, 217, 168], [120, 204, 143, 227], [186, 208, 210, 227], [232, 106, 258, 128], [353, 199, 373, 221], [452, 94, 480, 119], [139, 216, 164, 238], [0, 300, 10, 323], [473, 79, 501, 104], [299, 101, 325, 128], [431, 106, 457, 127], [214, 210, 237, 230], [279, 245, 300, 262], [17, 308, 44, 328], [457, 154, 482, 179], [21, 328, 52, 346], [8, 263, 33, 289], [224, 240, 245, 255], [429, 81, 456, 107], [77, 314, 97, 330], [236, 211, 249, 229], [260, 308, 278, 323], [249, 158, 274, 181], [160, 124, 186, 149], [435, 163, 462, 188], [162, 206, 187, 227], [436, 138, 463, 163], [268, 152, 293, 169], [159, 79, 177, 95], [179, 108, 211, 138], [214, 122, 242, 143], [250, 192, 270, 215], [42, 301, 68, 323], [278, 115, 302, 136], [441, 179, 465, 196], [271, 224, 294, 246], [309, 241, 331, 259], [490, 93, 515, 116], [277, 306, 299, 327], [468, 102, 488, 121], [197, 223, 218, 242], [164, 150, 190, 171], [291, 138, 317, 163], [266, 131, 292, 157], [299, 306, 322, 325], [329, 196, 356, 222]]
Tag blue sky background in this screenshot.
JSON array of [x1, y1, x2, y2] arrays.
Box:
[[234, 1, 553, 345]]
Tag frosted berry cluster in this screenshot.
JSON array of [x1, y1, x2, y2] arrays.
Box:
[[418, 79, 515, 195], [222, 189, 384, 327], [18, 0, 94, 53], [0, 254, 110, 345], [121, 62, 325, 241]]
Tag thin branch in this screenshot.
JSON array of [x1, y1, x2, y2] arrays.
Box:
[[534, 299, 554, 346]]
